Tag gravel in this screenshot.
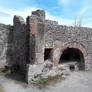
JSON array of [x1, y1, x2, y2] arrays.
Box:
[[0, 71, 92, 92]]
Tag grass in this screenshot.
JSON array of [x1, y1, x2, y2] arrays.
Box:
[[31, 73, 65, 86], [0, 68, 70, 88], [78, 70, 92, 72], [0, 68, 9, 76], [0, 84, 3, 92]]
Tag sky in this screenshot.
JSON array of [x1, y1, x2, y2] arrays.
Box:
[[0, 0, 92, 27]]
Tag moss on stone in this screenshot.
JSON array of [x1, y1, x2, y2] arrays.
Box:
[[0, 68, 9, 76], [31, 74, 64, 86]]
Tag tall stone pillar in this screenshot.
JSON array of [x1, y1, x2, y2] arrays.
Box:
[[27, 10, 45, 64], [35, 17, 45, 64], [13, 15, 27, 72]]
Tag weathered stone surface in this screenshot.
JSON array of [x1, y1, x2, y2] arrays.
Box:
[[44, 21, 92, 69], [0, 9, 92, 83], [13, 15, 27, 72], [27, 13, 45, 64], [32, 9, 45, 20], [0, 24, 12, 67], [27, 60, 69, 82]]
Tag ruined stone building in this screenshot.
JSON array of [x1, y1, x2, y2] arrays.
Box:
[[0, 10, 92, 82]]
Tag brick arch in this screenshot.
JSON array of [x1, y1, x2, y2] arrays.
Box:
[[52, 41, 88, 65]]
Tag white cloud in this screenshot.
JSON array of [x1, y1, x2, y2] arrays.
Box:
[[58, 0, 70, 5], [77, 7, 88, 17], [0, 7, 91, 28], [0, 7, 38, 24], [0, 16, 12, 24], [46, 11, 92, 28], [58, 0, 72, 12], [46, 12, 73, 26]]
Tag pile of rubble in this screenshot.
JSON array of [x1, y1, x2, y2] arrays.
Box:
[[27, 60, 70, 82]]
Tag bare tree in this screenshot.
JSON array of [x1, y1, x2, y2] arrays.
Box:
[[73, 15, 84, 27]]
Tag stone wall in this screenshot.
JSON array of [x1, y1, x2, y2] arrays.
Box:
[[27, 10, 45, 82], [0, 10, 92, 83], [27, 10, 45, 64], [0, 23, 13, 68], [45, 22, 92, 69], [27, 10, 92, 83], [35, 20, 45, 64], [13, 16, 28, 72]]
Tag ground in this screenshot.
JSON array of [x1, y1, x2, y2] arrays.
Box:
[[0, 71, 92, 92]]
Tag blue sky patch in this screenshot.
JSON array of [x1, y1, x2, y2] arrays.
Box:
[[0, 0, 92, 27]]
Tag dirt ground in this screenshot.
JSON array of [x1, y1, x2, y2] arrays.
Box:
[[0, 71, 92, 92]]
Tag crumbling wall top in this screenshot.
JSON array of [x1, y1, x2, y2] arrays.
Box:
[[13, 15, 26, 25], [31, 9, 45, 20], [45, 20, 58, 25]]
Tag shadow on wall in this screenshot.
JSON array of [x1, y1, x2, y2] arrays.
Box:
[[59, 48, 85, 70], [6, 26, 14, 67]]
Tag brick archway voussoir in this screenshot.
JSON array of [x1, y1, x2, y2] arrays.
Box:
[[52, 41, 88, 65]]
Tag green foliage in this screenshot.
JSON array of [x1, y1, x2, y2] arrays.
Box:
[[0, 68, 9, 75], [33, 74, 64, 86], [38, 78, 47, 84]]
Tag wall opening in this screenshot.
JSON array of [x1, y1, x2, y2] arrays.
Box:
[[44, 48, 52, 60], [59, 48, 85, 70], [69, 65, 75, 70]]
